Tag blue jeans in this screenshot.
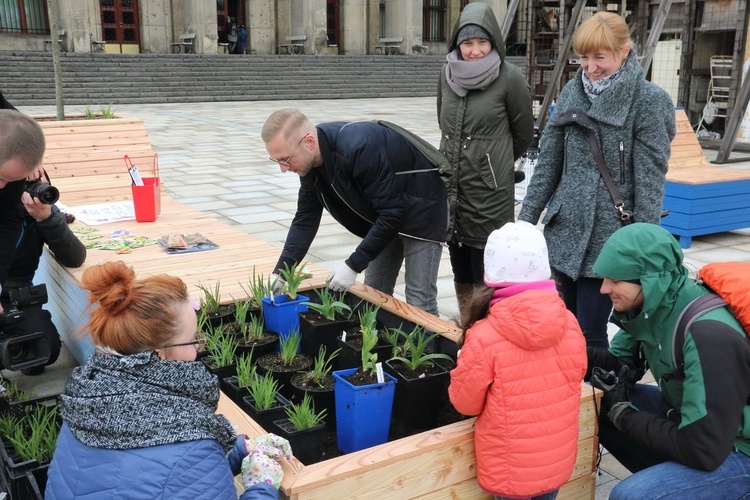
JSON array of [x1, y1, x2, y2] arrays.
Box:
[[604, 385, 750, 498], [495, 491, 558, 500], [554, 272, 612, 349], [364, 235, 442, 316]]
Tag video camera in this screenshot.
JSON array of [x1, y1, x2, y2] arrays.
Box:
[[0, 284, 51, 372]]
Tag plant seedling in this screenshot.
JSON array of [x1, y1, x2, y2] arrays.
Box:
[[241, 315, 265, 342], [389, 326, 452, 371], [0, 413, 18, 440], [360, 324, 379, 374], [284, 394, 327, 431], [241, 267, 273, 309], [277, 261, 312, 300], [383, 326, 408, 359], [303, 346, 341, 388], [248, 372, 281, 411], [99, 103, 115, 118], [206, 327, 237, 368], [233, 298, 253, 326], [305, 288, 352, 321], [82, 105, 96, 118], [8, 405, 59, 463], [279, 330, 302, 366], [197, 281, 223, 315], [357, 304, 380, 338], [235, 352, 256, 389]]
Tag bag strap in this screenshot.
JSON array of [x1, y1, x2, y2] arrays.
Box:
[[671, 293, 728, 376], [583, 131, 632, 223]]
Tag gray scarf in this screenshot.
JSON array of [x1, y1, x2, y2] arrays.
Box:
[[444, 48, 502, 97], [582, 66, 624, 101], [61, 351, 236, 453]]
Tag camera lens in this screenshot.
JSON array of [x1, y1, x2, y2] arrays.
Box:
[[25, 181, 60, 205]]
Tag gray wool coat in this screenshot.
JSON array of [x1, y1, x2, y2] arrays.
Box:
[[518, 50, 676, 280]]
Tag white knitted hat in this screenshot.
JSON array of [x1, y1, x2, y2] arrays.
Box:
[[483, 222, 551, 286]]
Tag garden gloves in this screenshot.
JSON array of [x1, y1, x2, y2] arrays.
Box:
[[327, 262, 358, 292], [590, 365, 636, 432], [241, 433, 293, 490]]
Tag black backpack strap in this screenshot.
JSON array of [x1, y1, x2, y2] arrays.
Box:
[[672, 293, 728, 376]]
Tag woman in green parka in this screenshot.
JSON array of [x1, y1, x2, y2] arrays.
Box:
[[589, 223, 750, 499], [438, 2, 534, 322]]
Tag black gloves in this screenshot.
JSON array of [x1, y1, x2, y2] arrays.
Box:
[[585, 346, 622, 381], [591, 365, 634, 431]]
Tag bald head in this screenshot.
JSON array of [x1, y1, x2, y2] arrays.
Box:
[[0, 110, 45, 173]]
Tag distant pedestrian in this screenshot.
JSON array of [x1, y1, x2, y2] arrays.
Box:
[[238, 25, 248, 54], [228, 22, 238, 54]]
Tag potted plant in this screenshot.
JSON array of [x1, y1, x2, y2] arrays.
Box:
[[261, 261, 311, 341], [332, 320, 397, 453], [0, 403, 60, 499], [221, 352, 256, 406], [299, 288, 354, 358], [384, 326, 453, 434], [290, 345, 340, 429], [257, 330, 313, 400], [200, 325, 237, 380], [336, 305, 392, 370], [235, 314, 279, 364], [196, 280, 236, 329], [272, 394, 327, 465], [241, 372, 292, 432], [240, 267, 273, 319]]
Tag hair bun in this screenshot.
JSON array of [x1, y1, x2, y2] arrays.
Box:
[[81, 261, 136, 315]]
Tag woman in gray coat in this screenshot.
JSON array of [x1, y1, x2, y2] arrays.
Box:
[[518, 12, 675, 349], [438, 2, 534, 322]]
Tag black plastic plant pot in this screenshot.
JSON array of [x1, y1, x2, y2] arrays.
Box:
[[298, 312, 355, 359], [384, 359, 449, 435], [0, 436, 50, 500], [290, 372, 336, 429], [336, 334, 393, 371], [235, 331, 279, 364], [256, 352, 313, 400], [241, 394, 292, 432], [201, 304, 236, 330], [200, 357, 236, 381], [272, 418, 326, 465], [221, 376, 252, 406]]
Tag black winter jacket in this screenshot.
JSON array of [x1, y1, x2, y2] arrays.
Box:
[[275, 121, 449, 274]]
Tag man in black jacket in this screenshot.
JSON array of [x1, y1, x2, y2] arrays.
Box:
[[262, 108, 449, 315]]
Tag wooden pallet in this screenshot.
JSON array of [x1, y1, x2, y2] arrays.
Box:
[[663, 110, 750, 248]]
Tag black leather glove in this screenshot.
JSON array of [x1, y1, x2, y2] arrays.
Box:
[[585, 346, 623, 382], [591, 365, 631, 418]]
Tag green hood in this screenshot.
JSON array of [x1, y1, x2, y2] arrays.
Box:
[[593, 223, 688, 318], [448, 2, 506, 61]]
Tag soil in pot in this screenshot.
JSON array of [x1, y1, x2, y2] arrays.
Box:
[[201, 304, 236, 329], [221, 376, 252, 406], [290, 372, 336, 429], [385, 359, 449, 435], [235, 331, 279, 363], [241, 394, 292, 432], [272, 418, 327, 465], [298, 311, 355, 358], [256, 352, 313, 400], [336, 326, 393, 371]]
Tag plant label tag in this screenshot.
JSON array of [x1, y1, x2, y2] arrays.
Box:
[[269, 291, 275, 305], [375, 362, 385, 384], [341, 330, 347, 342]]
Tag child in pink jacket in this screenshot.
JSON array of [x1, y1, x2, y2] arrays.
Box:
[[449, 222, 587, 500]]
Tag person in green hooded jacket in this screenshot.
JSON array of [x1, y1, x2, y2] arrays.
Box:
[[437, 2, 534, 323], [588, 223, 750, 499]]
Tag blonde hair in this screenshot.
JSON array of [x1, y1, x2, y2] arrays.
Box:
[[573, 12, 632, 55], [81, 261, 189, 354], [261, 108, 313, 144], [0, 110, 46, 171]]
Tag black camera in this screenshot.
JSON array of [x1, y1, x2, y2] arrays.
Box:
[[25, 179, 60, 205], [0, 284, 51, 372]]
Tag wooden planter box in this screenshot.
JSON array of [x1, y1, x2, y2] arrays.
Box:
[[220, 284, 601, 500]]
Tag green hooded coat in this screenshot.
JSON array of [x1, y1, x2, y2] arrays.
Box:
[[437, 2, 534, 248], [593, 223, 750, 471]]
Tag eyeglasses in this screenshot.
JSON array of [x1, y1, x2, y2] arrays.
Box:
[[268, 134, 310, 167], [162, 333, 205, 350]]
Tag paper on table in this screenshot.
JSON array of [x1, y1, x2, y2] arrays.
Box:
[[57, 201, 136, 226]]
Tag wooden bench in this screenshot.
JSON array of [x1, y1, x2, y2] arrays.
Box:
[[662, 109, 750, 248], [375, 37, 403, 55], [43, 30, 65, 52], [220, 284, 601, 500], [278, 35, 307, 55], [170, 33, 196, 54]]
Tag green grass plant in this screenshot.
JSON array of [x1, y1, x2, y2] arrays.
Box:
[[279, 330, 301, 366], [240, 315, 265, 342], [8, 405, 59, 463], [241, 267, 273, 308], [389, 326, 452, 371], [197, 281, 223, 315], [302, 346, 340, 388], [82, 105, 96, 118], [0, 413, 19, 439], [305, 288, 352, 321], [206, 328, 237, 368], [277, 261, 312, 300], [235, 352, 256, 389], [284, 394, 326, 431], [99, 103, 115, 118], [248, 372, 281, 410], [233, 298, 252, 326]]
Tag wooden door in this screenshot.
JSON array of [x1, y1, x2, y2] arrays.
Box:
[[100, 0, 141, 53]]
